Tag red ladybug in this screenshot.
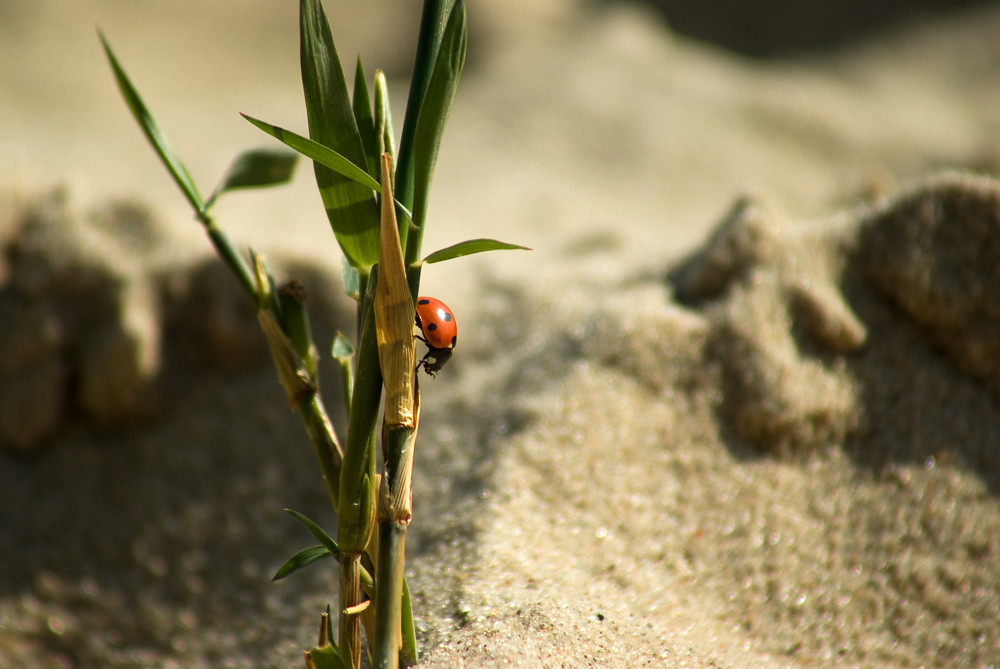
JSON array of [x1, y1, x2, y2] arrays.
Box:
[[415, 296, 457, 376]]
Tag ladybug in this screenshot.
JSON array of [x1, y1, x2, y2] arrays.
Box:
[[415, 296, 457, 376]]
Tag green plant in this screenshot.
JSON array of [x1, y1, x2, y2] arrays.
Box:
[[99, 1, 528, 667]]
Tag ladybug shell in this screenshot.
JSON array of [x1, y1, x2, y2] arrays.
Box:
[[415, 297, 457, 351]]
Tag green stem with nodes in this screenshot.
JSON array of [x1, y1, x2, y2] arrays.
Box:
[[338, 270, 382, 668], [199, 212, 257, 300], [373, 427, 415, 669], [372, 154, 420, 669]]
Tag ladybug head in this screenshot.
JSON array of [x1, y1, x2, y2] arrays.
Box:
[[417, 347, 452, 377]]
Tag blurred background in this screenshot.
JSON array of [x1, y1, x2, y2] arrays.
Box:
[[4, 0, 1000, 271], [620, 0, 996, 55]]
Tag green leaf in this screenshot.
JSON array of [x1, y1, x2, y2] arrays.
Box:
[[408, 0, 467, 250], [283, 509, 377, 595], [353, 58, 379, 182], [400, 576, 418, 665], [99, 31, 205, 215], [242, 114, 380, 192], [393, 0, 452, 219], [272, 545, 333, 581], [325, 604, 335, 650], [242, 115, 416, 223], [331, 331, 355, 361], [374, 70, 396, 162], [205, 148, 298, 209], [300, 0, 379, 269], [331, 330, 355, 414], [423, 238, 532, 264], [284, 508, 341, 557], [308, 644, 349, 669], [341, 255, 361, 301]]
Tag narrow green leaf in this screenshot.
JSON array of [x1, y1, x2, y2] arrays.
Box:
[[374, 70, 396, 163], [309, 644, 349, 669], [331, 330, 355, 415], [423, 238, 532, 264], [285, 508, 341, 557], [325, 604, 335, 650], [341, 256, 361, 302], [300, 0, 379, 269], [242, 114, 380, 191], [407, 0, 467, 256], [241, 115, 416, 223], [272, 545, 333, 581], [353, 58, 379, 182], [283, 509, 376, 595], [394, 0, 453, 219], [400, 576, 418, 665], [99, 31, 205, 214], [205, 148, 298, 209]]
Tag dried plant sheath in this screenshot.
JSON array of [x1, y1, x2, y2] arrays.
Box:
[[374, 154, 417, 429]]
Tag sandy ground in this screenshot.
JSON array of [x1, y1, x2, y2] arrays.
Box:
[[2, 1, 1000, 667]]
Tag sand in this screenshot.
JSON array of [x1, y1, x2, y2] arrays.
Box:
[[2, 1, 999, 667]]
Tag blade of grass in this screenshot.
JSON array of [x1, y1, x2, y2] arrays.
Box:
[[375, 71, 397, 165], [284, 509, 375, 594], [205, 147, 298, 210], [101, 31, 256, 299], [272, 545, 333, 581], [241, 115, 415, 222], [423, 238, 532, 263], [353, 58, 380, 182], [409, 0, 466, 229], [300, 0, 379, 270], [99, 31, 205, 215], [242, 115, 380, 192], [285, 508, 342, 557], [399, 576, 418, 666], [394, 0, 455, 226], [403, 0, 467, 297]]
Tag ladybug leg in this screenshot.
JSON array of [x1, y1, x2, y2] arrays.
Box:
[[414, 332, 436, 376], [415, 350, 438, 377]]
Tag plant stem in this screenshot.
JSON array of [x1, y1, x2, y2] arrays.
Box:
[[371, 154, 419, 668], [296, 393, 343, 511], [373, 423, 418, 669], [199, 212, 257, 300], [373, 520, 407, 668], [338, 274, 382, 667], [339, 554, 363, 669]]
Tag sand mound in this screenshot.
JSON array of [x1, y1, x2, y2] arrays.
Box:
[[409, 172, 1000, 667]]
